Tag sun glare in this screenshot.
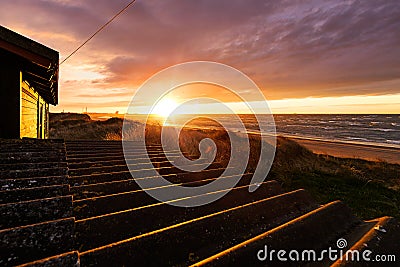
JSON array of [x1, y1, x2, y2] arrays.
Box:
[[151, 97, 179, 117]]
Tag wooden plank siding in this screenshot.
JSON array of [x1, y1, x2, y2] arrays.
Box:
[[44, 102, 49, 139], [20, 79, 48, 139], [20, 81, 38, 138], [38, 95, 47, 139]]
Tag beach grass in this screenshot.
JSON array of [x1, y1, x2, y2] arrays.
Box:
[[270, 138, 400, 220]]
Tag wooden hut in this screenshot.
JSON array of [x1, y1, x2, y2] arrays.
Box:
[[0, 25, 59, 139]]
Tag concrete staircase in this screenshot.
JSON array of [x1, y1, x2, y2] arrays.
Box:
[[0, 139, 398, 266], [0, 139, 74, 266]]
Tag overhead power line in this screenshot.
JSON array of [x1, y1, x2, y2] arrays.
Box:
[[60, 0, 136, 65]]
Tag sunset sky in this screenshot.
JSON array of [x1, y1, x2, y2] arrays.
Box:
[[1, 0, 400, 114]]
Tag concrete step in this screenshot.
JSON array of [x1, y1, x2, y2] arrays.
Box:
[[0, 218, 75, 266], [72, 172, 249, 219], [71, 173, 221, 218], [68, 170, 135, 186], [0, 184, 70, 204], [18, 251, 79, 267], [192, 201, 361, 266], [0, 147, 64, 153], [0, 176, 67, 191], [0, 151, 65, 160], [0, 196, 73, 229], [171, 167, 226, 184], [70, 164, 222, 200], [0, 155, 66, 164], [68, 161, 175, 176], [69, 154, 203, 169], [66, 145, 163, 153], [65, 140, 142, 145], [0, 138, 66, 165], [65, 140, 157, 147], [0, 140, 64, 150], [68, 159, 128, 169], [156, 163, 222, 176], [71, 178, 156, 200], [65, 151, 180, 163], [68, 164, 129, 177], [0, 167, 68, 179], [67, 156, 179, 169], [65, 142, 172, 148], [67, 155, 127, 164], [75, 180, 288, 251], [0, 161, 67, 171], [78, 189, 317, 266], [68, 163, 224, 186], [66, 149, 160, 157], [0, 139, 73, 266], [66, 151, 185, 161], [1, 138, 64, 144]]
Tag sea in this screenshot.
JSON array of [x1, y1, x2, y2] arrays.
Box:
[[125, 114, 400, 149]]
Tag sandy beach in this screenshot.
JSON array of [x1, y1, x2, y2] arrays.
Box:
[[288, 136, 400, 164]]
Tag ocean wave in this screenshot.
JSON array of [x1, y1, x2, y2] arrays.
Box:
[[387, 140, 400, 144], [345, 137, 370, 142], [372, 128, 398, 132], [175, 114, 400, 147]]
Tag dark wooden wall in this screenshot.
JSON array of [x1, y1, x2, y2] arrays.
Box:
[[0, 51, 20, 139]]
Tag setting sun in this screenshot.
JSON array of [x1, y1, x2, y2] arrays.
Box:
[[151, 97, 179, 117]]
